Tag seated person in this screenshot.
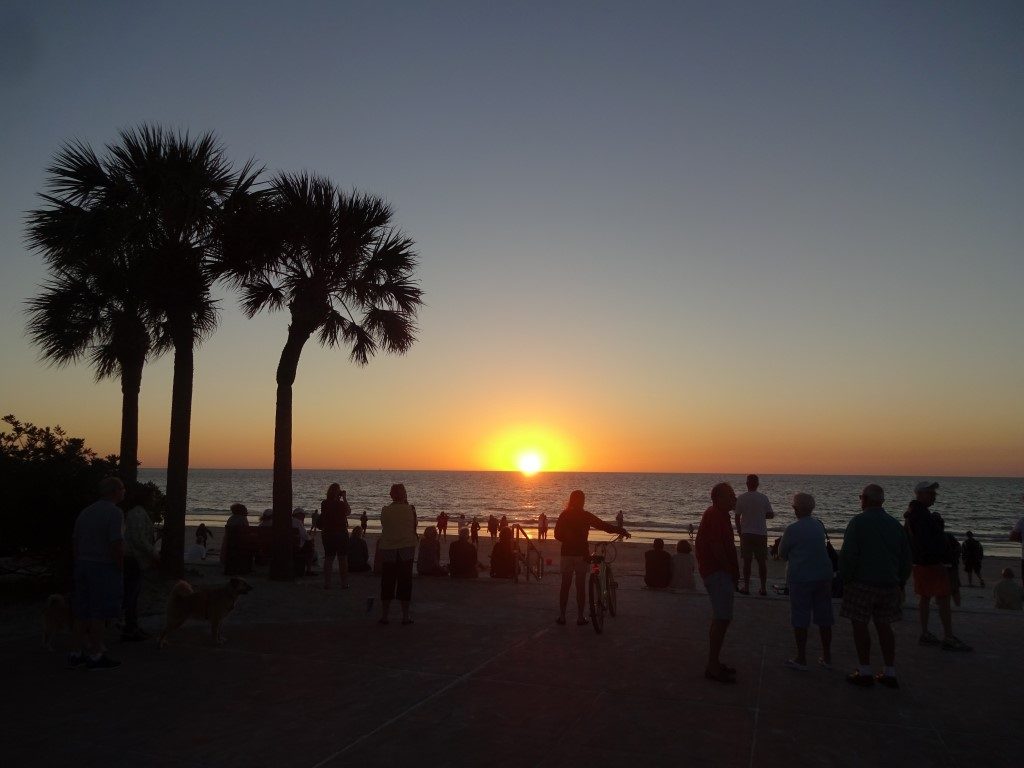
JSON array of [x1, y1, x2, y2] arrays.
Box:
[[259, 508, 274, 527], [994, 567, 1023, 610], [449, 528, 480, 578], [417, 525, 448, 576], [644, 538, 672, 589], [670, 539, 696, 590], [490, 527, 516, 579], [347, 525, 371, 572]]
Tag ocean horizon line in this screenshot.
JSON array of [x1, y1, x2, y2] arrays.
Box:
[[139, 467, 1024, 480]]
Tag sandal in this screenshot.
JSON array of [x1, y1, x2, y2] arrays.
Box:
[[705, 667, 736, 684], [576, 617, 589, 626]]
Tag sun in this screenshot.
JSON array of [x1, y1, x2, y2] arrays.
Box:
[[517, 451, 544, 476]]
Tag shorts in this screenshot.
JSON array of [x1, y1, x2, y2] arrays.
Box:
[[740, 534, 768, 561], [839, 581, 903, 624], [912, 564, 951, 598], [703, 571, 735, 621], [73, 560, 124, 621], [322, 530, 349, 558], [788, 580, 834, 628]]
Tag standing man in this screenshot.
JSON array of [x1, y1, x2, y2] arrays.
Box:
[[735, 474, 774, 596], [696, 482, 740, 683], [436, 511, 449, 542], [904, 481, 971, 651], [839, 484, 911, 687], [615, 510, 624, 529], [68, 476, 126, 670]]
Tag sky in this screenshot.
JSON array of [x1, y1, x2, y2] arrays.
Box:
[[1, 1, 1022, 476]]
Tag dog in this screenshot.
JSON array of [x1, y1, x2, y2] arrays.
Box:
[[42, 594, 73, 650], [157, 577, 252, 648]]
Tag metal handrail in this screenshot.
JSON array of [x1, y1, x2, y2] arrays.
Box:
[[511, 524, 544, 582]]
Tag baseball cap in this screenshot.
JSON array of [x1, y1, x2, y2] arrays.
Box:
[[914, 481, 939, 493]]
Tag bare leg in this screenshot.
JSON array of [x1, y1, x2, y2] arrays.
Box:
[[323, 553, 335, 589], [819, 625, 833, 664], [793, 627, 808, 665], [876, 621, 895, 666], [918, 596, 930, 635], [851, 620, 871, 665], [339, 556, 349, 588], [708, 619, 730, 671], [937, 595, 953, 639], [400, 600, 410, 622], [757, 555, 767, 592], [575, 569, 586, 618], [380, 599, 391, 623], [558, 569, 572, 619], [742, 557, 752, 590]]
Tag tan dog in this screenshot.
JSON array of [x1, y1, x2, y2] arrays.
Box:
[[158, 578, 252, 648], [42, 594, 73, 650]]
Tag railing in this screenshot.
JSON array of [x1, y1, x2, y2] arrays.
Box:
[[511, 524, 545, 583]]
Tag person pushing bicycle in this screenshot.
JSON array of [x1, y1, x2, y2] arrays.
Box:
[[554, 490, 630, 626]]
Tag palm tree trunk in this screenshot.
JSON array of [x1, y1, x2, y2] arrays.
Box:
[[161, 338, 194, 580], [118, 358, 143, 485], [269, 324, 311, 581]]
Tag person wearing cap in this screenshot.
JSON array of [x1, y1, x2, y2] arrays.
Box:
[[735, 474, 775, 596], [904, 482, 971, 651]]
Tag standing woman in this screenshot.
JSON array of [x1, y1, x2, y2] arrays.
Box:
[[379, 483, 418, 625], [320, 484, 350, 589]]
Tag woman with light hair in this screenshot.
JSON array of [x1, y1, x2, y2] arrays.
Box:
[[778, 492, 834, 670]]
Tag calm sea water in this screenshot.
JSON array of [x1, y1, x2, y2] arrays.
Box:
[[136, 469, 1024, 557]]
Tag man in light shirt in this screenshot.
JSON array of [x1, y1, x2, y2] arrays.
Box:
[[735, 474, 774, 596]]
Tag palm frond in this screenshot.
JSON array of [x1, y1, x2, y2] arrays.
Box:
[[240, 277, 286, 318]]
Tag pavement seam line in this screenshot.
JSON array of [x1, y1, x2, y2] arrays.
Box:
[[307, 628, 542, 768], [748, 643, 766, 768]]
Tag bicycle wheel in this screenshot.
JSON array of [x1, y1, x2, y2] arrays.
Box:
[[589, 572, 605, 634], [606, 565, 617, 617]]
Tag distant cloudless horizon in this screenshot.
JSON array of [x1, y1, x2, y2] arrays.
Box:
[[1, 1, 1022, 477]]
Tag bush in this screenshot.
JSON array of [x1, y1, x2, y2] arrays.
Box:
[[0, 415, 163, 587]]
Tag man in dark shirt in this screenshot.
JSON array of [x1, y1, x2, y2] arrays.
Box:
[[554, 490, 629, 626], [695, 483, 740, 682], [904, 481, 971, 651], [644, 538, 672, 589]]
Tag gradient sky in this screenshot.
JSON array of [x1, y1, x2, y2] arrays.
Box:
[[1, 1, 1022, 475]]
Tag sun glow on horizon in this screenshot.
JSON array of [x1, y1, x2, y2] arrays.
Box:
[[481, 425, 579, 473], [517, 451, 544, 476]]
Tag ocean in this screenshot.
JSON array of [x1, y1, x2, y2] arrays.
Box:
[[136, 469, 1024, 557]]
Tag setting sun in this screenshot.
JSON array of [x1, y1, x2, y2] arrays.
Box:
[[517, 451, 543, 475]]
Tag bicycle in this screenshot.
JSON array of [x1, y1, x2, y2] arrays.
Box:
[[588, 534, 624, 634]]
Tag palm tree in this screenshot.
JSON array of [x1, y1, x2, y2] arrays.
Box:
[[217, 172, 423, 580], [25, 270, 154, 485], [25, 140, 158, 485], [28, 126, 259, 578]]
